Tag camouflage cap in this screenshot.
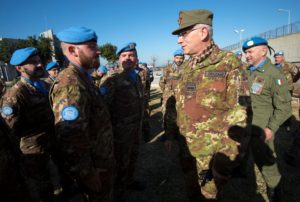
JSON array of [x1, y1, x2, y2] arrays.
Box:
[[172, 9, 213, 35]]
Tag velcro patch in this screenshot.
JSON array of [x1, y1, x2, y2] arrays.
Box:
[[204, 71, 226, 78]]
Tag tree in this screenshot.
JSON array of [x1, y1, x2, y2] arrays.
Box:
[[99, 43, 118, 63], [150, 56, 158, 68]]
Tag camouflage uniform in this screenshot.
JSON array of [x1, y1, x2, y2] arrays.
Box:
[[44, 75, 56, 87], [101, 69, 144, 197], [277, 61, 299, 92], [168, 44, 248, 199], [0, 78, 6, 96], [50, 64, 115, 201], [160, 63, 183, 138], [91, 70, 110, 88], [0, 116, 29, 201], [0, 77, 56, 201], [137, 66, 151, 141]]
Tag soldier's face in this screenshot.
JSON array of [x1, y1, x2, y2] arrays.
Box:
[[274, 55, 284, 64], [119, 51, 138, 71], [18, 55, 45, 79], [48, 67, 59, 78], [77, 42, 100, 70], [245, 46, 267, 66], [174, 55, 184, 66]]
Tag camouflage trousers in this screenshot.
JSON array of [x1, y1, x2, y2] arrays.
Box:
[[179, 128, 248, 200]]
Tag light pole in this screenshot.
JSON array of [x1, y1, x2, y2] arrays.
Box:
[[278, 8, 291, 34], [234, 29, 245, 49]]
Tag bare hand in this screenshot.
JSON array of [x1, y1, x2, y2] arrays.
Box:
[[264, 128, 273, 141]]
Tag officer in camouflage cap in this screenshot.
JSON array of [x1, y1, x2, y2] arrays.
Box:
[[50, 26, 115, 201], [243, 37, 292, 201], [0, 47, 58, 201], [170, 9, 248, 200]]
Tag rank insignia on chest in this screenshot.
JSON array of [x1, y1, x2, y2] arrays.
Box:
[[204, 71, 226, 78], [185, 82, 196, 92]]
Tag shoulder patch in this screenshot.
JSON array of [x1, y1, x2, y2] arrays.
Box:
[[1, 106, 13, 116], [275, 79, 283, 86], [61, 106, 79, 121]]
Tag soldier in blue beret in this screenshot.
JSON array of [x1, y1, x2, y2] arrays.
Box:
[[243, 37, 292, 201], [51, 26, 115, 201], [91, 65, 109, 88], [1, 47, 59, 200], [45, 61, 60, 86], [101, 42, 146, 199]]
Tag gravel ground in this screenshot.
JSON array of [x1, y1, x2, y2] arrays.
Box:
[[125, 87, 300, 202]]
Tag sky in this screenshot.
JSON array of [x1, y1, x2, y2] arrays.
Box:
[[1, 0, 300, 66]]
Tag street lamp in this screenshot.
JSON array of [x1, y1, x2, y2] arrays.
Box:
[[234, 29, 245, 49], [278, 8, 291, 34]]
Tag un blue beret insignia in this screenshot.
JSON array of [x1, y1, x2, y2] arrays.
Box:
[[57, 26, 98, 44], [10, 47, 38, 65], [2, 106, 13, 116], [242, 37, 268, 52], [117, 42, 136, 55], [274, 51, 284, 57], [46, 61, 59, 71], [61, 106, 79, 121]]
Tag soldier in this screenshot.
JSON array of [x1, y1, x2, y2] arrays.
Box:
[[159, 49, 185, 132], [235, 50, 251, 115], [0, 116, 29, 201], [170, 10, 248, 200], [0, 47, 58, 201], [0, 77, 6, 96], [243, 37, 292, 201], [45, 61, 60, 86], [91, 65, 109, 88], [50, 26, 115, 201], [274, 51, 299, 131], [137, 62, 151, 142], [100, 42, 145, 200]]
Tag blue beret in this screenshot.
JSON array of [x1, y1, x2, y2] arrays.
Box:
[[46, 61, 59, 71], [10, 47, 38, 65], [173, 48, 184, 56], [274, 51, 284, 57], [57, 26, 97, 44], [242, 37, 268, 52], [235, 50, 242, 55], [97, 65, 108, 74], [117, 42, 137, 56]]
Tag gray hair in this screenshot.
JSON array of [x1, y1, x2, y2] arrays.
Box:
[[193, 24, 213, 38]]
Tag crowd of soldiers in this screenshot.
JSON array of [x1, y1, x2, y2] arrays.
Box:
[[0, 8, 299, 202]]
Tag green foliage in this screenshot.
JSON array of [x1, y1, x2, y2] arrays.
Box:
[[99, 43, 118, 63], [0, 36, 53, 65]]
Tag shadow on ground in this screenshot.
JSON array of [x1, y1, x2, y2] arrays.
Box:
[[125, 87, 300, 202]]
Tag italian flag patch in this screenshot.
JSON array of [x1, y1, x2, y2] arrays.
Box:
[[276, 79, 283, 86]]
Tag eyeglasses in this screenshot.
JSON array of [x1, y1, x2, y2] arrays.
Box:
[[178, 27, 201, 38]]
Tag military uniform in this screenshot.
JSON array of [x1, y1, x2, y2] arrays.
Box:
[[1, 77, 56, 201], [0, 116, 29, 201], [172, 44, 248, 199], [101, 68, 144, 196], [0, 78, 6, 96], [276, 60, 299, 92], [44, 75, 56, 86], [50, 64, 115, 201], [160, 63, 183, 138]]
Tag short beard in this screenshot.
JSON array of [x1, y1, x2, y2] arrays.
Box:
[[79, 50, 100, 70], [24, 68, 44, 79]]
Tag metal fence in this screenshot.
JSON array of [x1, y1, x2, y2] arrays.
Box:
[[223, 21, 300, 51]]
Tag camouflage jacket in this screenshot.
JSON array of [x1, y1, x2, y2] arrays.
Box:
[[174, 46, 247, 139], [159, 63, 182, 93], [50, 64, 115, 178], [101, 69, 144, 131], [278, 61, 299, 91], [248, 58, 292, 133], [0, 77, 54, 155]]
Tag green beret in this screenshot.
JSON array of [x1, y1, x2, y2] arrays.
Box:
[[172, 9, 213, 35]]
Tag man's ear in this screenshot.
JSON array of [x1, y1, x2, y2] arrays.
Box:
[[68, 45, 78, 57], [15, 65, 24, 73], [200, 27, 209, 41]]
